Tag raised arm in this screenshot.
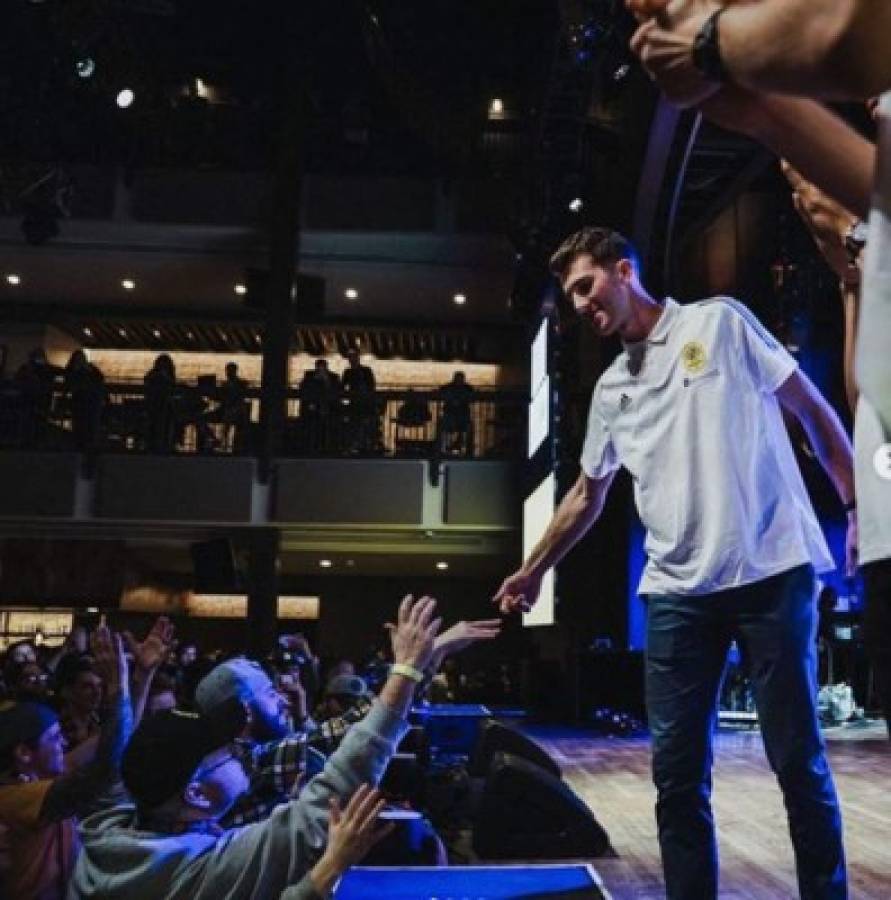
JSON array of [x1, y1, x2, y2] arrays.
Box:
[[40, 626, 133, 822], [494, 470, 615, 615], [628, 0, 891, 100]]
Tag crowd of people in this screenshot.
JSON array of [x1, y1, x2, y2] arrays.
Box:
[[0, 350, 481, 459], [0, 601, 503, 898]]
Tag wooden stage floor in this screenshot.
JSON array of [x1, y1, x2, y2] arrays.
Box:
[[527, 722, 890, 899]]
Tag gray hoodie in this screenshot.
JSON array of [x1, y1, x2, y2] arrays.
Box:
[[68, 702, 409, 900]]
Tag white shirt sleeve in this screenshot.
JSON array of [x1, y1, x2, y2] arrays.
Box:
[[580, 385, 619, 479], [723, 298, 797, 393]]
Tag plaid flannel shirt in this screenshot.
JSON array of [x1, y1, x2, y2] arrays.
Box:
[[223, 695, 376, 828]]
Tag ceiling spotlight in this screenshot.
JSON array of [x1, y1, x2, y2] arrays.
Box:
[[319, 559, 333, 568], [568, 197, 584, 213], [153, 328, 161, 339], [121, 278, 136, 290], [453, 293, 467, 305], [194, 77, 208, 98], [116, 88, 135, 109], [234, 283, 247, 296], [489, 98, 504, 117], [5, 274, 21, 286], [344, 288, 359, 300], [118, 327, 128, 338], [76, 57, 96, 79], [187, 330, 194, 340], [435, 561, 449, 571], [83, 327, 93, 338]]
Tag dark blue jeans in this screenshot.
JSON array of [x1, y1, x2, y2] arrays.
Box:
[[645, 565, 846, 900]]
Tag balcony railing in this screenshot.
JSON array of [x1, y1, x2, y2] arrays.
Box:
[[0, 378, 527, 462]]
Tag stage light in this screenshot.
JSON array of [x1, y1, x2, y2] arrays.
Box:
[[83, 327, 93, 338], [153, 329, 161, 338], [118, 327, 128, 338], [344, 288, 359, 300], [76, 57, 96, 79], [489, 98, 505, 119], [436, 561, 449, 570], [5, 274, 21, 286], [453, 293, 467, 305], [569, 197, 584, 213], [234, 283, 247, 295], [116, 88, 135, 109], [319, 559, 333, 568], [121, 278, 136, 290]]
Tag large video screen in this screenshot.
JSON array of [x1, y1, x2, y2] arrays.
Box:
[[522, 472, 556, 627]]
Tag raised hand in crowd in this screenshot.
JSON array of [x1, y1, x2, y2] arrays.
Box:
[[304, 784, 393, 898], [89, 623, 128, 701], [430, 618, 502, 671], [123, 616, 176, 674]]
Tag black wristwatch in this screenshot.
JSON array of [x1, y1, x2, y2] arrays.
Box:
[[692, 9, 730, 83]]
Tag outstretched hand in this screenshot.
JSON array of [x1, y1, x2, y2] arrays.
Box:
[[492, 569, 542, 616], [90, 625, 128, 698], [310, 784, 393, 895], [431, 618, 502, 669], [123, 616, 176, 674], [385, 594, 442, 672]]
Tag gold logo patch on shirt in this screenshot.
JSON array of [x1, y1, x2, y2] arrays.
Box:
[[680, 341, 707, 374]]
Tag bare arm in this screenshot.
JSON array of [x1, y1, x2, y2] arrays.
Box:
[[717, 0, 891, 99], [777, 369, 854, 504], [494, 470, 615, 614], [628, 0, 891, 99], [698, 88, 875, 218], [776, 368, 857, 573]]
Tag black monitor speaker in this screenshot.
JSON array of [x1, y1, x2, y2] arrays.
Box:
[[472, 752, 613, 861], [470, 719, 561, 779]]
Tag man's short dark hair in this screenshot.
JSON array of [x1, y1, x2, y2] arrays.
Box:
[[549, 227, 638, 281]]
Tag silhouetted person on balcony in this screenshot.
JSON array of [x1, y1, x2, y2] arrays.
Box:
[[64, 350, 107, 452], [210, 362, 250, 453], [144, 354, 177, 453], [342, 349, 378, 454], [298, 359, 340, 453], [437, 371, 474, 456], [14, 348, 59, 447]]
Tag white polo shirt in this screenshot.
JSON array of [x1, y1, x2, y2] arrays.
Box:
[[580, 297, 834, 597]]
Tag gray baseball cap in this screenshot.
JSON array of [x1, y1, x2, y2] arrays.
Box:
[[194, 657, 273, 714]]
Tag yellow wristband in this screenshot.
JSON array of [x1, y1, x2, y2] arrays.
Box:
[[391, 662, 424, 683]]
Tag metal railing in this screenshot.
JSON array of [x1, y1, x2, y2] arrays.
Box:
[[0, 379, 527, 462]]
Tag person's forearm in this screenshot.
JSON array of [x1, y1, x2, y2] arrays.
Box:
[[746, 96, 874, 219], [521, 477, 605, 578], [719, 1, 891, 99], [377, 672, 417, 720], [841, 281, 861, 413], [41, 689, 133, 821], [800, 404, 856, 507], [130, 668, 155, 729]]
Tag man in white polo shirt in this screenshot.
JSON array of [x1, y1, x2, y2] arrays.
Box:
[[494, 227, 855, 900]]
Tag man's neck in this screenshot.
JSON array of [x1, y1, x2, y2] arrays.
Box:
[[618, 288, 664, 344]]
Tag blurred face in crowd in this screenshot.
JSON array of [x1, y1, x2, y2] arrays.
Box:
[[16, 663, 50, 701], [179, 644, 197, 667], [69, 670, 103, 714], [248, 675, 291, 741], [10, 642, 37, 665], [22, 721, 66, 779]]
